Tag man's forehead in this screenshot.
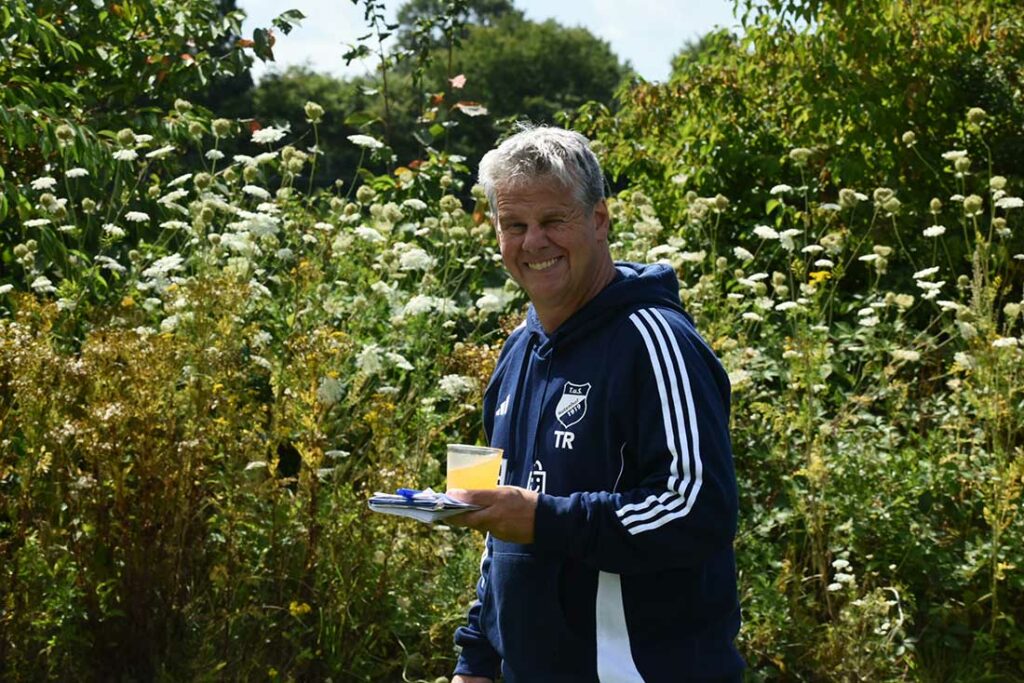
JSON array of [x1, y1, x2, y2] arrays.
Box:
[[494, 179, 579, 209]]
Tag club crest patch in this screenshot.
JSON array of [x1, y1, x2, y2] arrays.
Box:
[[556, 381, 591, 428]]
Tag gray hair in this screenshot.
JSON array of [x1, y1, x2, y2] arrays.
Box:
[[478, 124, 605, 213]]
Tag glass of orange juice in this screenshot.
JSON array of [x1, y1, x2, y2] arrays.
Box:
[[446, 444, 503, 490]]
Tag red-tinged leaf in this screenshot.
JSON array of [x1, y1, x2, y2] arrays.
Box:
[[430, 93, 445, 106], [408, 159, 423, 170], [180, 53, 194, 62], [454, 101, 488, 117], [248, 120, 263, 132], [449, 73, 466, 89], [236, 38, 255, 48]]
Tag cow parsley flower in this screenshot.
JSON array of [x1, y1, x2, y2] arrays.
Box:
[[775, 301, 799, 311], [923, 225, 947, 237], [103, 223, 125, 239], [995, 196, 1023, 210], [386, 352, 414, 371], [814, 258, 835, 268], [24, 218, 51, 228], [404, 295, 437, 316], [317, 377, 345, 406], [242, 185, 272, 200], [31, 276, 56, 293], [769, 184, 793, 195], [733, 246, 754, 261], [753, 225, 779, 240], [252, 126, 288, 145], [348, 134, 385, 149], [356, 344, 383, 376], [125, 211, 150, 222], [439, 374, 477, 398], [145, 145, 175, 159], [891, 349, 921, 362], [31, 176, 57, 191], [66, 168, 89, 178], [913, 266, 940, 280], [142, 253, 184, 279], [942, 150, 967, 161], [354, 225, 385, 243], [205, 149, 225, 161], [992, 337, 1019, 349], [113, 149, 138, 162], [399, 247, 436, 271]]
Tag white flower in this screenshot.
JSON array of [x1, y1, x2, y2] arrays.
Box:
[[94, 255, 126, 273], [242, 185, 272, 200], [954, 352, 975, 369], [733, 246, 754, 261], [891, 349, 921, 362], [476, 293, 504, 313], [314, 222, 334, 232], [913, 266, 940, 280], [31, 176, 57, 190], [356, 344, 383, 376], [992, 337, 1019, 348], [858, 254, 879, 262], [820, 203, 841, 211], [779, 228, 801, 251], [317, 377, 345, 406], [124, 211, 150, 222], [169, 173, 192, 187], [860, 316, 880, 327], [995, 196, 1023, 210], [386, 352, 414, 371], [769, 184, 793, 195], [66, 168, 89, 178], [814, 258, 835, 268], [205, 149, 225, 161], [253, 151, 278, 165], [103, 223, 125, 238], [0, 284, 13, 295], [142, 253, 184, 279], [742, 312, 762, 322], [24, 218, 51, 228], [647, 244, 678, 261], [753, 225, 779, 240], [399, 247, 436, 271], [348, 134, 385, 149], [30, 275, 56, 293], [252, 126, 288, 145], [145, 145, 175, 159], [801, 244, 824, 254], [402, 198, 427, 211], [404, 295, 438, 316], [113, 149, 138, 162], [941, 150, 967, 160], [439, 374, 477, 398], [134, 134, 153, 146], [354, 225, 384, 243], [916, 280, 945, 291], [679, 250, 706, 262], [832, 559, 851, 570], [159, 189, 189, 205], [159, 220, 189, 230], [936, 300, 961, 311], [233, 154, 254, 165], [775, 301, 799, 311], [923, 225, 947, 237], [748, 272, 769, 281], [1015, 254, 1024, 261], [827, 582, 844, 592]]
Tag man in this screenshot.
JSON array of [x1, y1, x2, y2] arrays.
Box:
[[448, 125, 742, 682]]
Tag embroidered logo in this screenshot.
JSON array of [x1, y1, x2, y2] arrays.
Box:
[[555, 381, 591, 428], [495, 394, 510, 417], [527, 460, 547, 493]]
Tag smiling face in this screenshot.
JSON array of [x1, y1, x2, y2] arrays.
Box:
[[494, 178, 616, 332]]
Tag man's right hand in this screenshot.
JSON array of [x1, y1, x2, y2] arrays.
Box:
[[451, 676, 493, 683]]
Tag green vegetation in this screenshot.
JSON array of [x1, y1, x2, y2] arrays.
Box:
[[1, 0, 1023, 680]]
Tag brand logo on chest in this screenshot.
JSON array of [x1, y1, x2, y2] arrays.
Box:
[[555, 381, 591, 428]]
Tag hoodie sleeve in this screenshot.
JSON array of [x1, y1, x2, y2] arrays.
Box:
[[532, 306, 738, 574], [453, 536, 501, 679]]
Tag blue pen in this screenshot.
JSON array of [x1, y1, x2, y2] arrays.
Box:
[[396, 488, 421, 500]]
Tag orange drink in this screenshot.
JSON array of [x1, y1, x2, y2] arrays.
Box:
[[446, 444, 503, 490]]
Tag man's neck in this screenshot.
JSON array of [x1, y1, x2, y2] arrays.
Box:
[[535, 261, 617, 333]]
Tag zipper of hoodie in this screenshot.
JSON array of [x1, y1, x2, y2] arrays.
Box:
[[506, 332, 536, 485]]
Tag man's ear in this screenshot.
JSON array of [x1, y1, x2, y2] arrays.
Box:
[[593, 199, 610, 241]]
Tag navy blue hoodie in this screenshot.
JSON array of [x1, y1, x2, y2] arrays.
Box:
[[454, 263, 743, 682]]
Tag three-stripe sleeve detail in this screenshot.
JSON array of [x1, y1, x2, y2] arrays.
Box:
[[618, 308, 703, 535]]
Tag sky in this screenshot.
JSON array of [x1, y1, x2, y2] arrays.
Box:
[[239, 0, 738, 84]]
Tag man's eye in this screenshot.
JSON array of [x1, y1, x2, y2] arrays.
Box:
[[503, 223, 527, 234]]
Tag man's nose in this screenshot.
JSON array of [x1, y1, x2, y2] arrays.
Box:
[[521, 222, 548, 251]]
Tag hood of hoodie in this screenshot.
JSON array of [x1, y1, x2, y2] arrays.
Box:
[[524, 261, 687, 356]]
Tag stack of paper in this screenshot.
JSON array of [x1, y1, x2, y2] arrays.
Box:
[[368, 488, 480, 523]]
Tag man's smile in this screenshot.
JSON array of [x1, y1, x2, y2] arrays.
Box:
[[526, 256, 562, 271]]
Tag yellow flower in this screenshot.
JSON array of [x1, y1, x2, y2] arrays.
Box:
[[289, 600, 312, 617], [121, 296, 135, 308], [809, 271, 832, 285]]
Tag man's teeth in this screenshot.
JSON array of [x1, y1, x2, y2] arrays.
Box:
[[527, 257, 558, 271]]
